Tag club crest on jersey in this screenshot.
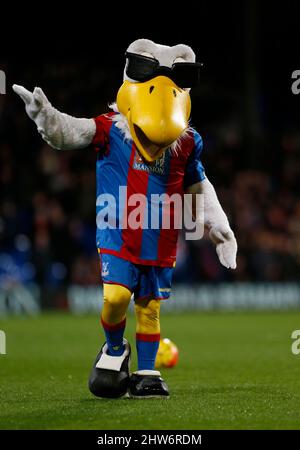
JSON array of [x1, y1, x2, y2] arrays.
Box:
[[101, 261, 109, 277], [133, 151, 166, 175]]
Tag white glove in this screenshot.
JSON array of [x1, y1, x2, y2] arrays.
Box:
[[12, 85, 50, 121], [188, 178, 237, 269], [12, 84, 95, 150], [202, 178, 237, 269], [209, 226, 237, 269]]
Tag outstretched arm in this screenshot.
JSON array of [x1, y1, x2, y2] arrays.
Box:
[[12, 85, 96, 150], [187, 177, 237, 269]]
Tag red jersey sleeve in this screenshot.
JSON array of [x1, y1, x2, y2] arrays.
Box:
[[92, 112, 115, 153]]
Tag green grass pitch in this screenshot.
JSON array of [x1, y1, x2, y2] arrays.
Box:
[[0, 311, 300, 429]]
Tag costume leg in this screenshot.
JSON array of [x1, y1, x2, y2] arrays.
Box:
[[88, 283, 132, 398], [101, 283, 132, 356], [134, 298, 161, 370], [129, 298, 168, 398]]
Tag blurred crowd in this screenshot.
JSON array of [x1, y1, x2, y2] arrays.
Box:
[[0, 60, 300, 294]]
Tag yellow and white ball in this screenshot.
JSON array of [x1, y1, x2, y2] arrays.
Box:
[[155, 338, 179, 368]]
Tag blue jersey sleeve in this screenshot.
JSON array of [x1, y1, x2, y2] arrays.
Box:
[[184, 131, 206, 189]]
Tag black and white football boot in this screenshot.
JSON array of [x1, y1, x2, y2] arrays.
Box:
[[128, 370, 169, 399], [88, 339, 131, 399]]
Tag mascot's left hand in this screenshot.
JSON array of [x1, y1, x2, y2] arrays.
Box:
[[188, 178, 237, 270], [209, 226, 237, 269]]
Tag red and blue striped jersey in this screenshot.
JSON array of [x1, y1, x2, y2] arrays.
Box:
[[92, 112, 205, 267]]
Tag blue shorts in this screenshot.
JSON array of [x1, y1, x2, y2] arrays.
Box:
[[98, 252, 173, 300]]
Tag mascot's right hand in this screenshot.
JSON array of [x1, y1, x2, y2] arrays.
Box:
[[12, 85, 50, 121], [12, 84, 95, 151]]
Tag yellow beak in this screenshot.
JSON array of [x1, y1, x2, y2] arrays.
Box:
[[116, 76, 191, 162]]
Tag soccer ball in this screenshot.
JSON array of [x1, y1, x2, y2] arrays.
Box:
[[155, 338, 179, 369]]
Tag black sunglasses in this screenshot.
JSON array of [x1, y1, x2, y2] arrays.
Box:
[[125, 52, 203, 88]]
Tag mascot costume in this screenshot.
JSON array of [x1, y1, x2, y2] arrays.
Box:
[[13, 39, 237, 399]]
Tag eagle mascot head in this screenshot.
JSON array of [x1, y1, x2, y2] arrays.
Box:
[[115, 38, 202, 162]]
